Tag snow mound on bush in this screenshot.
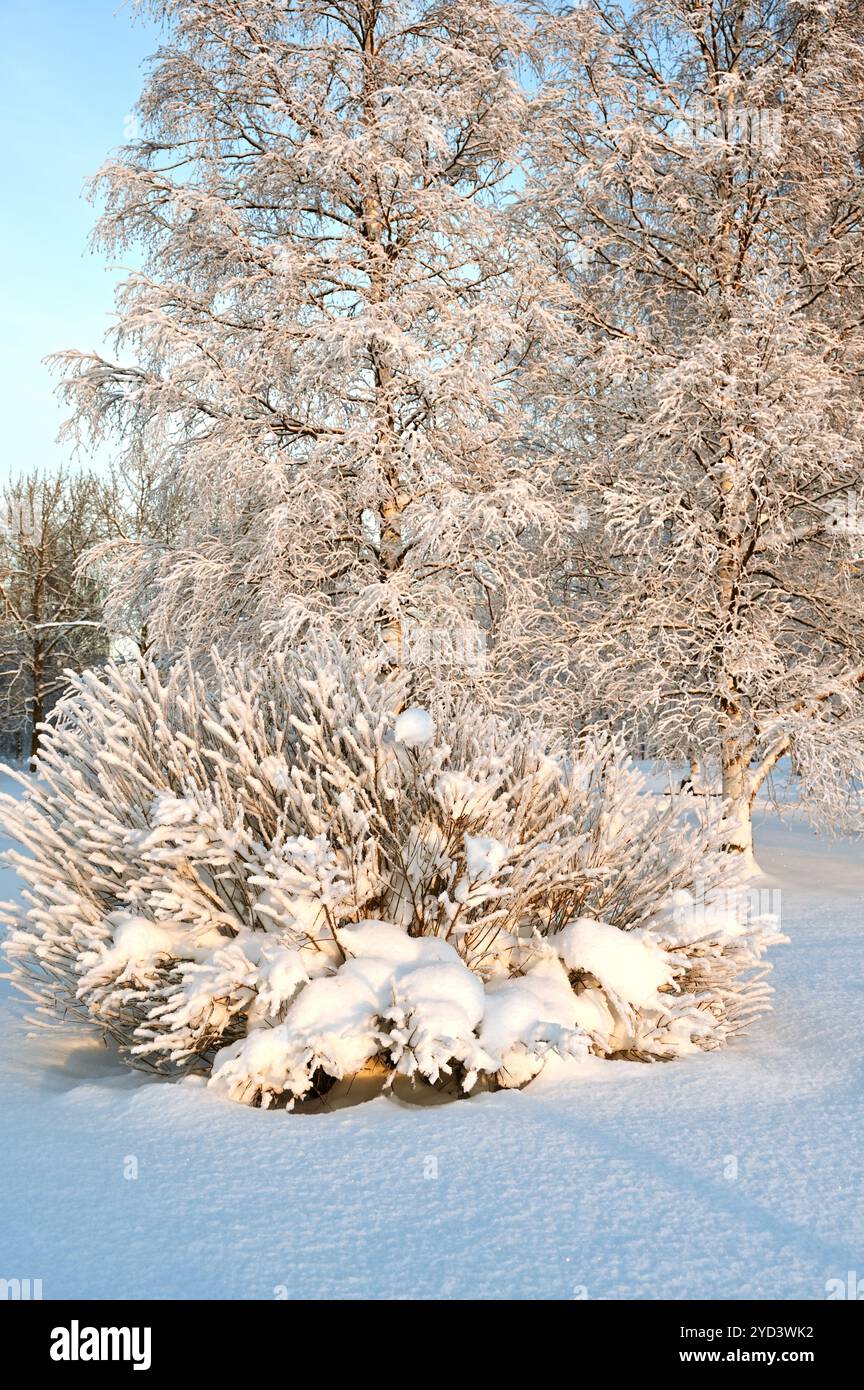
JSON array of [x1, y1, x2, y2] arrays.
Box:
[[208, 922, 588, 1106], [557, 917, 674, 1007], [481, 956, 590, 1087]]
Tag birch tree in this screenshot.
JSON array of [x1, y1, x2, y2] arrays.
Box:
[[58, 0, 570, 702], [534, 0, 864, 856]]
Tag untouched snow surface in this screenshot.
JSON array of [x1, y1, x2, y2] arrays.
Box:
[[0, 772, 861, 1300]]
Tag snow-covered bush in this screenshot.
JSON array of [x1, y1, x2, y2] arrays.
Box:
[[0, 647, 783, 1107]]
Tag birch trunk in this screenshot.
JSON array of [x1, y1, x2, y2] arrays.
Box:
[[720, 738, 755, 862], [361, 2, 405, 664]]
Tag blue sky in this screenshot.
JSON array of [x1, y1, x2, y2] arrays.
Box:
[[0, 1, 162, 483]]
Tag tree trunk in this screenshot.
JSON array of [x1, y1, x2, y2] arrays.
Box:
[[29, 671, 44, 763], [720, 738, 755, 862], [360, 4, 407, 665], [29, 622, 45, 764]]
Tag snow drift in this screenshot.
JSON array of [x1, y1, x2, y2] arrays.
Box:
[[0, 646, 783, 1107]]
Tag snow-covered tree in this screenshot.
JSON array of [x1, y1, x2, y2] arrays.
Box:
[[532, 0, 864, 855], [0, 470, 109, 761], [58, 0, 571, 701], [0, 644, 782, 1107], [94, 452, 191, 662]]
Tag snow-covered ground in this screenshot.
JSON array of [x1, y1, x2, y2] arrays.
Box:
[[0, 770, 860, 1300]]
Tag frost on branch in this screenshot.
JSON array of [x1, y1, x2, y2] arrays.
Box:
[[0, 646, 783, 1107]]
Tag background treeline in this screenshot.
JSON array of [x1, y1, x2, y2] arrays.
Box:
[[0, 461, 185, 761]]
